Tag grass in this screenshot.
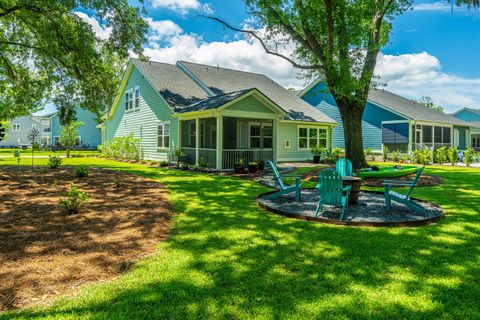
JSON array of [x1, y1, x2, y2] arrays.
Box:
[[357, 165, 421, 179], [1, 158, 480, 319], [0, 149, 98, 157]]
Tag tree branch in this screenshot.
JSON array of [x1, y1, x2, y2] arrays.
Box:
[[202, 16, 321, 70]]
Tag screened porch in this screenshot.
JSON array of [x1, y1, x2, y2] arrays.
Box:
[[180, 117, 274, 169]]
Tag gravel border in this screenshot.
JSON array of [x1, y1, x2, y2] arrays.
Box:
[[257, 189, 444, 227]]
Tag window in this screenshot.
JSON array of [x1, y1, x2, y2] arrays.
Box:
[[473, 137, 480, 148], [134, 86, 140, 109], [298, 127, 327, 149], [249, 122, 273, 148], [422, 125, 433, 143], [157, 123, 170, 148], [12, 124, 20, 131], [382, 123, 408, 144], [125, 89, 133, 111], [443, 127, 451, 144]]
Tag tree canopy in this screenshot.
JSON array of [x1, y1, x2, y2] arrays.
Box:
[[416, 96, 444, 113], [0, 0, 149, 122]]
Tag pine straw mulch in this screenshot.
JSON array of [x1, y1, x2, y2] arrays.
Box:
[[0, 166, 173, 311]]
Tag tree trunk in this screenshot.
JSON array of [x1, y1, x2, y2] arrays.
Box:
[[66, 148, 70, 158], [337, 101, 368, 169]]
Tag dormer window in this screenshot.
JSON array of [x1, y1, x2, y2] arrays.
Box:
[[125, 89, 133, 111]]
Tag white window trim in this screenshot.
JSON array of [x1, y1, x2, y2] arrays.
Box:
[[125, 88, 134, 111], [134, 85, 140, 109], [248, 122, 273, 149], [12, 123, 20, 131], [157, 121, 170, 149], [297, 126, 328, 150]]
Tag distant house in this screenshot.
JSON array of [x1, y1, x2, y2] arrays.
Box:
[[451, 108, 480, 151], [0, 107, 101, 149], [101, 59, 337, 168], [300, 80, 473, 153]]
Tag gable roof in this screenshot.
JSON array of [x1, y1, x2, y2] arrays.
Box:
[[178, 61, 334, 123], [451, 107, 480, 117], [178, 89, 254, 113], [368, 89, 471, 126], [131, 59, 209, 113]]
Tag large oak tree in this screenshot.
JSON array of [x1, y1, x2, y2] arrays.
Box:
[[0, 0, 148, 123]]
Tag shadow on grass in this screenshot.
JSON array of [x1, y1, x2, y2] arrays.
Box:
[[4, 161, 480, 319]]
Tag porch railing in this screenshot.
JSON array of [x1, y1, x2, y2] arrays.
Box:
[[222, 149, 273, 170], [181, 147, 217, 168]]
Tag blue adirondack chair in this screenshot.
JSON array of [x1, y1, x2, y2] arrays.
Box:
[[384, 166, 426, 214], [335, 158, 356, 177], [267, 160, 302, 201], [315, 169, 351, 219]]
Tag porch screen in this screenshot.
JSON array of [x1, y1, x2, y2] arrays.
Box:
[[382, 123, 408, 144]]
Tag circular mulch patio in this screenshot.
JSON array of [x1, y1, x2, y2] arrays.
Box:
[[257, 189, 444, 227]]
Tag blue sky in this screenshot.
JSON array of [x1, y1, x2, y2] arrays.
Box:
[[39, 0, 480, 114]]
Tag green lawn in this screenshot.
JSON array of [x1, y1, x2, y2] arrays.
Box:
[[1, 158, 480, 319], [0, 149, 98, 157]]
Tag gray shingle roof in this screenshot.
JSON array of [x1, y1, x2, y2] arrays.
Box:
[[368, 89, 472, 127], [131, 59, 209, 113], [177, 61, 336, 123], [178, 89, 254, 113]]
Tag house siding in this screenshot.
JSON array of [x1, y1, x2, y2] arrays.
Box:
[[276, 121, 332, 162], [454, 126, 467, 150], [302, 83, 406, 151], [105, 66, 178, 160], [0, 116, 49, 147], [50, 107, 101, 148], [454, 110, 480, 122]]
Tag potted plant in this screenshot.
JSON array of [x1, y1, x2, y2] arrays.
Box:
[[234, 158, 244, 174], [311, 145, 322, 164], [257, 160, 266, 171], [248, 161, 258, 174]]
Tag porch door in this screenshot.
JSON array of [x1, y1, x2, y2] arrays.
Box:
[[453, 129, 460, 147]]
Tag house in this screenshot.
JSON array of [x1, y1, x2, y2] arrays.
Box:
[[101, 59, 337, 169], [300, 80, 473, 153], [451, 108, 480, 151], [0, 107, 101, 149]]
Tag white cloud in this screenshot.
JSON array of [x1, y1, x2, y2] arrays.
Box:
[[74, 12, 111, 40], [149, 0, 213, 15], [375, 52, 480, 112], [145, 18, 183, 42], [412, 2, 451, 11]]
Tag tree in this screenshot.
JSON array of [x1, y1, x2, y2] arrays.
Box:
[[207, 0, 413, 168], [416, 96, 444, 113], [60, 121, 84, 158], [0, 0, 149, 122], [27, 127, 40, 169]]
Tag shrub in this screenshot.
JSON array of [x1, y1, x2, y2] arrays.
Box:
[[75, 165, 89, 178], [331, 147, 344, 160], [392, 150, 401, 163], [448, 147, 458, 165], [159, 160, 169, 167], [413, 149, 433, 165], [364, 148, 375, 161], [99, 134, 142, 160], [47, 155, 62, 169], [181, 163, 189, 170], [197, 157, 210, 170], [464, 147, 476, 167], [59, 183, 90, 215], [113, 177, 123, 189], [435, 147, 448, 164], [382, 145, 389, 162], [32, 142, 41, 150]]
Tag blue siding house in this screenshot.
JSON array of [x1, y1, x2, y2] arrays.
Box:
[[300, 80, 473, 152], [451, 108, 480, 150], [0, 107, 101, 149]]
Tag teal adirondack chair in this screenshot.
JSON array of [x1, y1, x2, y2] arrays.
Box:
[[315, 169, 351, 219], [384, 166, 426, 214], [335, 158, 356, 177], [267, 160, 302, 201]]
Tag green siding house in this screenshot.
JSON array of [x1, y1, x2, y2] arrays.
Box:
[[451, 108, 480, 151], [102, 59, 337, 169]]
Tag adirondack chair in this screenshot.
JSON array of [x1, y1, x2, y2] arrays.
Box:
[[335, 158, 356, 177], [267, 160, 302, 201], [384, 166, 427, 214], [315, 169, 351, 219]]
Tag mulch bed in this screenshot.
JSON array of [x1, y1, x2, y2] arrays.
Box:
[[0, 166, 173, 311]]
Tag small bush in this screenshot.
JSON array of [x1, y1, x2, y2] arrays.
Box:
[[464, 147, 476, 167], [47, 156, 62, 169], [448, 147, 458, 165], [331, 147, 344, 160], [392, 150, 401, 163], [160, 160, 169, 167], [113, 177, 123, 189], [197, 157, 210, 169], [32, 142, 40, 151], [140, 159, 148, 164], [382, 145, 389, 162], [364, 148, 375, 161], [75, 165, 89, 178], [435, 147, 448, 164], [181, 163, 189, 170], [413, 149, 433, 165], [150, 160, 158, 166], [59, 183, 90, 215]]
